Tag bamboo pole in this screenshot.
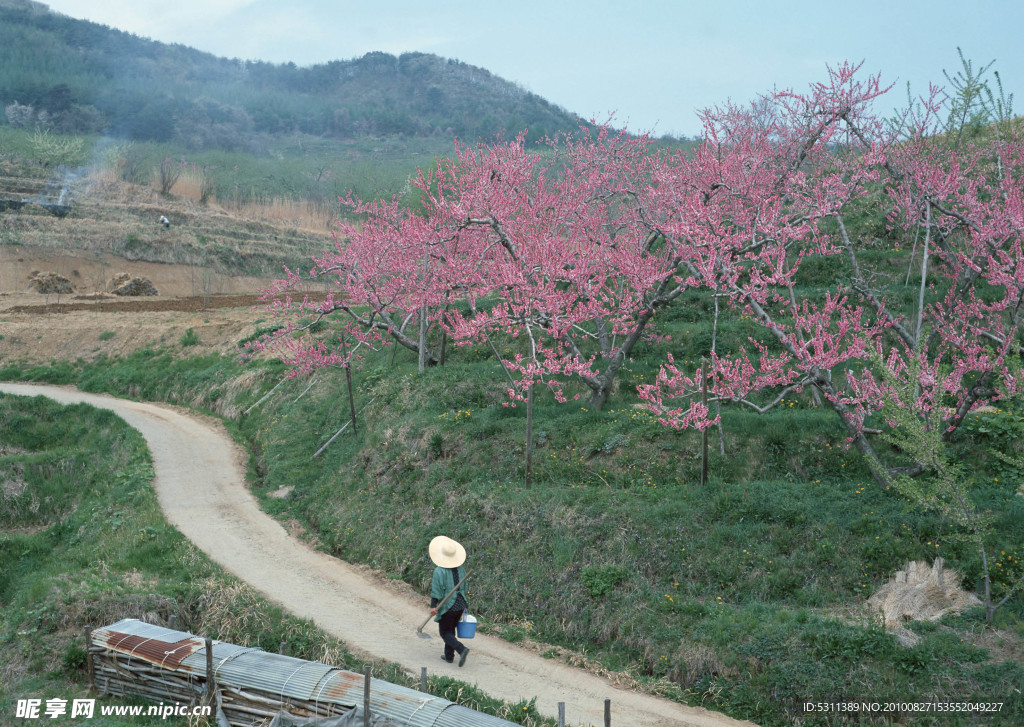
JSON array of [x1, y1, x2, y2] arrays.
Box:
[[363, 666, 371, 727], [312, 396, 378, 458]]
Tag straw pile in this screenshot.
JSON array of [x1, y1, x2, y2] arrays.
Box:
[[867, 558, 981, 627], [28, 271, 74, 294], [108, 273, 158, 296]]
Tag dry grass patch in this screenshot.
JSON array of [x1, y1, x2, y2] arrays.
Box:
[[867, 558, 982, 628]]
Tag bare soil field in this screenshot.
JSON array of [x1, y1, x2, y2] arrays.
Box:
[[1, 169, 334, 363], [0, 244, 280, 363]]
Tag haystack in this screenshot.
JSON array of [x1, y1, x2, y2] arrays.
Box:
[[108, 273, 158, 296], [867, 558, 981, 627], [27, 271, 74, 294]]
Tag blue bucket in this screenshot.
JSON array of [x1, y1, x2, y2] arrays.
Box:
[[456, 614, 477, 639]]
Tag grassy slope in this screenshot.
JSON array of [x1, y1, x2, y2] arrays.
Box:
[[3, 304, 1022, 726], [0, 394, 554, 726], [240, 338, 1024, 726], [1, 137, 1023, 726]]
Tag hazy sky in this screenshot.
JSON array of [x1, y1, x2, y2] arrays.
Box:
[[39, 0, 1023, 137]]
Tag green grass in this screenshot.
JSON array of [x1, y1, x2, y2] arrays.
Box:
[[244, 352, 1023, 726], [178, 328, 200, 347], [0, 393, 555, 726], [1, 233, 1022, 724]]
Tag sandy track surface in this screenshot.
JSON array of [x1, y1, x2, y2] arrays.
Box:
[[0, 383, 757, 727]]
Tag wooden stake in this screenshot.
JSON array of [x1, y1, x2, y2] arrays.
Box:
[[363, 666, 371, 727], [84, 626, 95, 692], [205, 638, 215, 702]]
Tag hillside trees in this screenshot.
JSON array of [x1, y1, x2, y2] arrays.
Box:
[[638, 62, 1024, 486], [260, 61, 1023, 487], [260, 129, 696, 406], [0, 5, 587, 146]]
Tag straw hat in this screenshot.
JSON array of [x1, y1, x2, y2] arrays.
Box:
[[429, 535, 466, 568]]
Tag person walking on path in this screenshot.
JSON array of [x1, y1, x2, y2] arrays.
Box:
[[429, 535, 470, 667]]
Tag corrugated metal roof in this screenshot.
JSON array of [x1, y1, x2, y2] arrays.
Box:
[[315, 670, 449, 726], [91, 619, 206, 672], [185, 646, 342, 703], [93, 619, 519, 727], [434, 705, 526, 727]]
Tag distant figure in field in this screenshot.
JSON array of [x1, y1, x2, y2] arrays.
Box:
[[159, 215, 170, 228]]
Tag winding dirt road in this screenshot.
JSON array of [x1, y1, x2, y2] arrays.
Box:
[[0, 383, 757, 727]]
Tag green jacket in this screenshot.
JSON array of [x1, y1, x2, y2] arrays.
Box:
[[431, 565, 468, 621]]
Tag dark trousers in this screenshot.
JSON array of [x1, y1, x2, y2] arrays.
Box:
[[438, 608, 466, 661]]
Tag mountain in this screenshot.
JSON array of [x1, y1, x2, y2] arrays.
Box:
[[0, 0, 589, 151]]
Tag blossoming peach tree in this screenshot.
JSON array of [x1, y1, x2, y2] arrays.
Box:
[[260, 127, 697, 408], [257, 61, 1023, 491], [636, 62, 1023, 488]]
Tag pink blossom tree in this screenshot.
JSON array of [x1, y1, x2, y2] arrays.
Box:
[[261, 129, 698, 408], [638, 62, 1024, 485], [257, 60, 1023, 487]]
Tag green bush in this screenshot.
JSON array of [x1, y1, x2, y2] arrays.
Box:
[[179, 328, 201, 346]]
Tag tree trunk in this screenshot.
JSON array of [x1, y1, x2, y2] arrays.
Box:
[[525, 383, 535, 488], [418, 309, 428, 374], [586, 383, 612, 410], [418, 251, 429, 374], [341, 335, 357, 435], [700, 358, 709, 487], [812, 373, 892, 488], [916, 202, 931, 343]]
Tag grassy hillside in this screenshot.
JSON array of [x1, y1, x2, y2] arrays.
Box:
[[2, 298, 1022, 726], [0, 393, 553, 726], [2, 66, 1023, 725]]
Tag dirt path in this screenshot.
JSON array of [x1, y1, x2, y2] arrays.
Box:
[[0, 383, 757, 727]]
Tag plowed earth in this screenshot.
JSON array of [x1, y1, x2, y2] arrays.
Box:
[[0, 245, 294, 363]]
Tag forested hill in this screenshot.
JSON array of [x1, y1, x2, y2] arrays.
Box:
[[0, 0, 588, 150]]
